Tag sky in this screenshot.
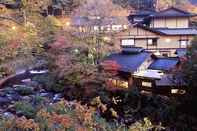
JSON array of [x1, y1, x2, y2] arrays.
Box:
[[190, 0, 197, 4]]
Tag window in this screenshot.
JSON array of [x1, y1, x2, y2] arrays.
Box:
[[160, 51, 171, 57], [93, 26, 99, 31], [171, 89, 186, 95], [147, 39, 157, 46], [107, 79, 129, 89], [112, 25, 122, 31], [180, 40, 188, 48], [121, 39, 135, 47], [162, 53, 169, 57], [165, 38, 171, 43], [148, 39, 153, 45], [142, 81, 152, 88]]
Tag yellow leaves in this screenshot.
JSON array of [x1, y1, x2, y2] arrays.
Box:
[[110, 108, 118, 118], [91, 96, 107, 113], [46, 16, 63, 27], [0, 4, 6, 14], [91, 96, 102, 106]]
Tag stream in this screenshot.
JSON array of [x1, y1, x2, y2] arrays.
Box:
[[0, 69, 64, 118]]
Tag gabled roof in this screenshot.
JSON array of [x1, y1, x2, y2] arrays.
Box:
[[148, 57, 179, 71], [130, 10, 156, 17], [104, 48, 152, 73], [150, 7, 196, 18], [152, 28, 197, 36]]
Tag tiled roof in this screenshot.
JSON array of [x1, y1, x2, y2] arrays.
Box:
[[121, 47, 145, 54], [152, 28, 197, 35], [133, 69, 164, 79], [156, 74, 186, 87], [130, 10, 156, 16], [175, 49, 187, 57], [148, 57, 179, 71], [150, 7, 196, 18], [104, 49, 152, 73]]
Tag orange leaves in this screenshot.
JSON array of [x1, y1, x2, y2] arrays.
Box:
[[15, 117, 39, 130], [50, 113, 73, 128], [101, 60, 121, 75], [8, 39, 21, 49], [36, 100, 96, 129], [75, 103, 94, 125]]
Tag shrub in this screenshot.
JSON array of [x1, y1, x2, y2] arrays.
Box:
[[15, 85, 34, 96], [14, 102, 36, 118], [32, 95, 45, 106], [32, 74, 65, 93]]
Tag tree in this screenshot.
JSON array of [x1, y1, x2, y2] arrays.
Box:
[[182, 37, 197, 114], [73, 0, 129, 18], [72, 0, 128, 63], [155, 0, 190, 10], [52, 0, 84, 15], [183, 37, 197, 92]]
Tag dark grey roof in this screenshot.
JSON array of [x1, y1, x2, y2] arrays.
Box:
[[122, 47, 145, 54], [104, 50, 152, 73], [150, 7, 195, 18], [148, 57, 179, 71], [175, 48, 187, 57], [130, 10, 156, 16], [156, 74, 186, 87], [152, 28, 197, 36]]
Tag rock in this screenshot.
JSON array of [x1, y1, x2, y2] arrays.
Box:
[[21, 79, 31, 83], [29, 70, 49, 74], [3, 112, 15, 119], [22, 96, 32, 102], [0, 97, 10, 105], [39, 89, 46, 93], [2, 87, 15, 94], [7, 104, 16, 113], [40, 93, 51, 97], [14, 85, 34, 96], [0, 91, 6, 97], [6, 94, 22, 101], [0, 108, 4, 113], [53, 93, 63, 102]]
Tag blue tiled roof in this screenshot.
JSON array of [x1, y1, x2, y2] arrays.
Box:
[[104, 51, 152, 73], [148, 57, 179, 71]]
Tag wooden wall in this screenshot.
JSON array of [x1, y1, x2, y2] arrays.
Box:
[[150, 17, 189, 28]]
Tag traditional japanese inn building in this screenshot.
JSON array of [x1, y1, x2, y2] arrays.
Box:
[[101, 47, 186, 95], [117, 7, 197, 56]]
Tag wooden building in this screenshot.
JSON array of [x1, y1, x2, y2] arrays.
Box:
[[117, 7, 197, 57], [102, 47, 186, 95]]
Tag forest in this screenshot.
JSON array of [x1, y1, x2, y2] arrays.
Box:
[[0, 0, 197, 130]]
